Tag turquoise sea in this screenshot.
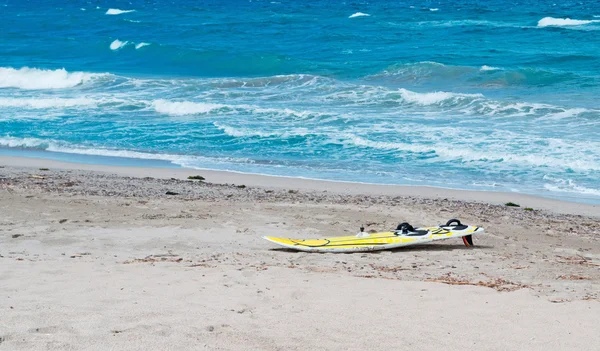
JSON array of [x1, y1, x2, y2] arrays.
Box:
[[1, 0, 599, 203]]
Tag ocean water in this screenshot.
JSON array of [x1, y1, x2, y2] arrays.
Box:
[[1, 0, 599, 203]]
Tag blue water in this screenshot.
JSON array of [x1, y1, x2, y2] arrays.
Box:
[[1, 0, 599, 203]]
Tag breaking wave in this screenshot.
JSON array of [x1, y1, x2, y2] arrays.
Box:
[[0, 67, 107, 90], [110, 39, 128, 50], [537, 17, 600, 27], [367, 61, 583, 87], [0, 97, 97, 109], [349, 12, 370, 18], [106, 9, 135, 15]]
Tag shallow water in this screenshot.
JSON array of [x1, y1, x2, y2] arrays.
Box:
[[1, 0, 599, 202]]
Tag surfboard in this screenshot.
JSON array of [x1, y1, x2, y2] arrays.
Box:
[[263, 219, 483, 253]]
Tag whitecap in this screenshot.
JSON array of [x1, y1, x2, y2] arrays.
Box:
[[106, 8, 135, 15], [110, 39, 128, 50], [480, 65, 501, 71], [349, 12, 370, 18], [430, 8, 439, 11], [214, 123, 276, 138], [398, 88, 483, 106], [135, 42, 150, 49], [152, 100, 225, 115], [0, 67, 106, 90], [537, 17, 599, 27], [0, 97, 96, 109]]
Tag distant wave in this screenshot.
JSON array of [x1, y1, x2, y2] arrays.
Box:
[[152, 100, 226, 115], [537, 17, 600, 27], [214, 122, 312, 139], [398, 88, 483, 106], [214, 123, 277, 138], [367, 61, 581, 87], [429, 8, 439, 12], [106, 8, 135, 15], [110, 39, 128, 50], [0, 67, 106, 90], [0, 97, 96, 109], [480, 65, 501, 71], [349, 12, 370, 18], [135, 42, 150, 49], [151, 99, 323, 120]]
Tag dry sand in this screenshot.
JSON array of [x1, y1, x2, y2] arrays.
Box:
[[1, 156, 599, 350]]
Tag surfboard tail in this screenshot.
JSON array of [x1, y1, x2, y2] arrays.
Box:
[[462, 234, 474, 247]]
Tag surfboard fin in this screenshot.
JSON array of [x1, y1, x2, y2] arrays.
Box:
[[462, 234, 474, 247]]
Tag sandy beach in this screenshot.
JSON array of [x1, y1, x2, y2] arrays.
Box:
[[1, 155, 599, 350]]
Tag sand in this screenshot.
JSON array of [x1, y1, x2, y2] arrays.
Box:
[[1, 155, 599, 350]]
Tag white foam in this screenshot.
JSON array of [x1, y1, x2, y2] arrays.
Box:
[[430, 8, 439, 11], [214, 123, 276, 138], [0, 136, 51, 149], [537, 17, 599, 27], [135, 42, 150, 49], [349, 12, 370, 18], [398, 88, 483, 106], [0, 67, 105, 90], [152, 100, 225, 115], [110, 39, 128, 50], [480, 65, 501, 71], [0, 136, 253, 169], [106, 8, 135, 15], [342, 134, 600, 172], [543, 177, 600, 197], [0, 97, 96, 109]]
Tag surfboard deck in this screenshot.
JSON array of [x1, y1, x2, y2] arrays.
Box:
[[263, 223, 483, 253]]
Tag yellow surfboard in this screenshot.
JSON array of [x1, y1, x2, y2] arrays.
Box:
[[264, 219, 483, 253]]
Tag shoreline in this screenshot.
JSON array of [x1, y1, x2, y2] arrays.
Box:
[[1, 154, 598, 217], [2, 152, 599, 350]]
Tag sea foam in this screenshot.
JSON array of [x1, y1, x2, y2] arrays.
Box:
[[152, 100, 225, 115], [537, 17, 599, 27], [349, 12, 370, 18], [110, 39, 128, 50], [398, 88, 483, 106], [480, 65, 501, 71], [106, 8, 135, 15], [135, 42, 150, 49], [0, 97, 96, 109], [0, 67, 104, 90]]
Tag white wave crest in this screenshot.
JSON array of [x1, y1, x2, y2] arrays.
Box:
[[152, 100, 225, 115], [342, 135, 600, 171], [0, 97, 96, 109], [480, 65, 501, 71], [106, 8, 135, 15], [214, 123, 276, 138], [110, 39, 128, 50], [430, 8, 439, 11], [398, 88, 483, 106], [135, 42, 150, 49], [349, 12, 370, 18], [0, 136, 51, 149], [0, 136, 253, 169], [543, 176, 600, 197], [0, 67, 105, 90], [537, 17, 599, 27]]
